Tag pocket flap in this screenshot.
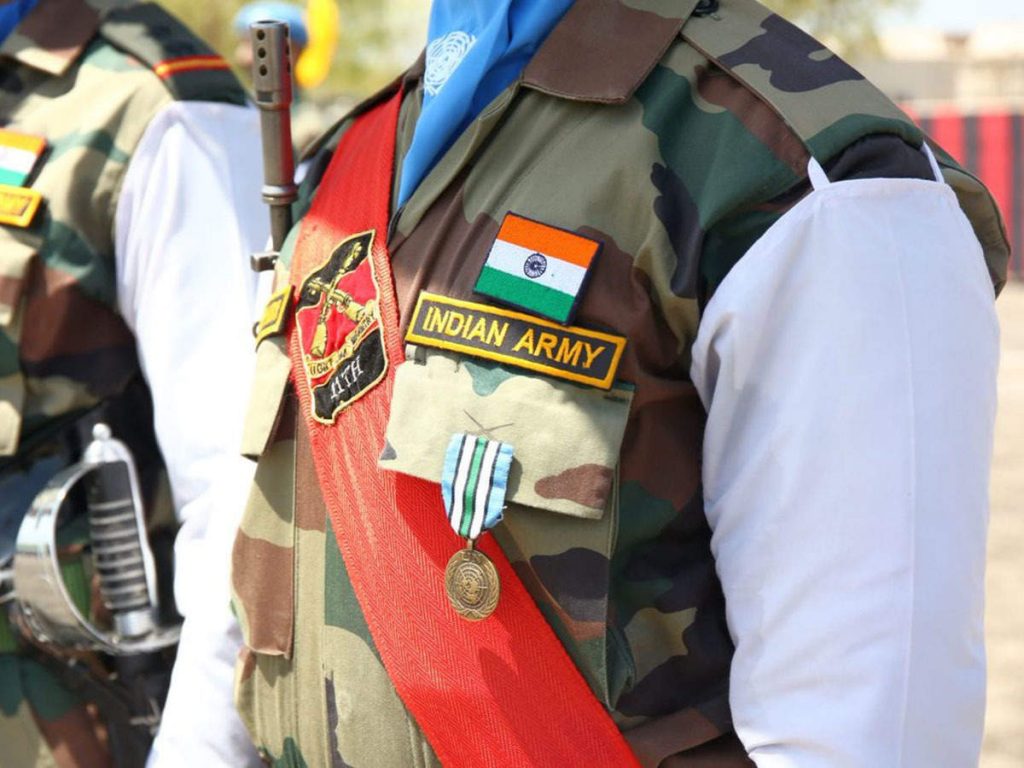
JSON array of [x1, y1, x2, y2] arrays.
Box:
[[381, 345, 633, 520]]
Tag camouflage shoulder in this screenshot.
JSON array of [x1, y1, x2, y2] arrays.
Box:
[[94, 1, 247, 106], [680, 0, 922, 161], [680, 0, 1009, 292]]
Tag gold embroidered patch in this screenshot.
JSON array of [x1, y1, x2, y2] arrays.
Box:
[[405, 292, 626, 390], [295, 230, 388, 424], [0, 185, 42, 228], [255, 286, 292, 345]]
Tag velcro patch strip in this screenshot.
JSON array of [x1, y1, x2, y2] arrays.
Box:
[[255, 285, 293, 345], [405, 292, 626, 390], [0, 185, 43, 228], [153, 55, 231, 79]]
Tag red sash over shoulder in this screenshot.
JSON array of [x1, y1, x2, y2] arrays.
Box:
[[286, 88, 640, 767]]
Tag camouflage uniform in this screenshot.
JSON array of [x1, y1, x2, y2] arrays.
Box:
[[0, 1, 246, 764], [231, 0, 1008, 765]]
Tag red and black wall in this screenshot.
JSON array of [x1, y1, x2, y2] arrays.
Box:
[[918, 112, 1024, 279]]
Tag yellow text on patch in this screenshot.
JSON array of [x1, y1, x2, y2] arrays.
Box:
[[406, 292, 627, 389], [0, 185, 42, 228]]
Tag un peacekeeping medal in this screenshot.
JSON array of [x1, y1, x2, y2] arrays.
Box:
[[445, 543, 500, 621], [440, 433, 515, 621]]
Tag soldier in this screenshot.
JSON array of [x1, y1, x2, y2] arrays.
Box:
[[230, 0, 1006, 765], [0, 0, 264, 766]]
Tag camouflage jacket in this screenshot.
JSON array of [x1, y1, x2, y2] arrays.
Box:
[[0, 0, 245, 458], [0, 1, 245, 764], [231, 1, 1008, 766]]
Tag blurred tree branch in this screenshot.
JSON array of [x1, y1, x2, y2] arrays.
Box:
[[158, 0, 424, 98], [762, 0, 918, 54], [156, 0, 916, 96]]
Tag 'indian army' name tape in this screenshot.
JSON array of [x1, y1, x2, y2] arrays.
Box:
[[405, 292, 626, 389]]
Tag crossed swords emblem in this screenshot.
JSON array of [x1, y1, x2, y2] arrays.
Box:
[[305, 241, 376, 359]]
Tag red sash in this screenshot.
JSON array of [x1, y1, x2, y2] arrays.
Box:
[[287, 89, 640, 767]]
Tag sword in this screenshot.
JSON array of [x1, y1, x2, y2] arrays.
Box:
[[11, 423, 180, 766]]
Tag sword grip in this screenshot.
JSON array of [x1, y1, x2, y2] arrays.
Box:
[[83, 425, 158, 639]]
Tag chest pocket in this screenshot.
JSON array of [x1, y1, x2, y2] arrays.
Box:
[[381, 344, 635, 705], [0, 231, 38, 456], [381, 344, 633, 520]]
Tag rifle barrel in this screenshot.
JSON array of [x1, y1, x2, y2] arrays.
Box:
[[250, 21, 298, 253]]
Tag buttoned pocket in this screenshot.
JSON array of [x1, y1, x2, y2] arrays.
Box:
[[381, 343, 634, 707], [381, 344, 633, 520]]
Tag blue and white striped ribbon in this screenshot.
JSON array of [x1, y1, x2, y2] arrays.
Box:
[[440, 433, 514, 541]]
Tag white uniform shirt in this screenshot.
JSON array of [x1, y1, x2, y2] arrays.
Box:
[[113, 100, 267, 768], [692, 156, 998, 766]]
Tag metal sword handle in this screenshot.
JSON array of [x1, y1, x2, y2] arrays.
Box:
[[13, 423, 179, 655], [250, 20, 298, 266], [82, 424, 159, 640]]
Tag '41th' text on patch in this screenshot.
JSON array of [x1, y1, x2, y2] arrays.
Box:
[[296, 230, 388, 423], [405, 293, 626, 389]]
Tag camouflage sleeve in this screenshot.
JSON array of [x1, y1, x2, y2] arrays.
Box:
[[698, 134, 938, 307], [824, 135, 935, 183], [99, 2, 246, 106]]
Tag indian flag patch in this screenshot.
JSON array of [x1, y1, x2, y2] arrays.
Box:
[[0, 129, 46, 188], [475, 213, 601, 325]]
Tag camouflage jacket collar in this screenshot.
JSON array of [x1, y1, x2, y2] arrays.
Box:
[[521, 0, 700, 104], [0, 0, 100, 77]]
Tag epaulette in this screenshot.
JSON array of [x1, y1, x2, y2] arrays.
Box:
[[682, 0, 1010, 291], [98, 1, 247, 107]]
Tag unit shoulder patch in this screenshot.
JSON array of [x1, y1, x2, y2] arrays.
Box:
[[405, 293, 626, 390], [295, 230, 388, 423]]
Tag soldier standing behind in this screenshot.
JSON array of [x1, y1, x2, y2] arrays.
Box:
[[0, 0, 265, 766], [230, 0, 1005, 765]]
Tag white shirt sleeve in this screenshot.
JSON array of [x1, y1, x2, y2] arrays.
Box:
[[690, 169, 999, 767], [114, 100, 268, 767]]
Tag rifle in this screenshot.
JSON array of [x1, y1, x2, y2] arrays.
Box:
[[249, 19, 298, 271]]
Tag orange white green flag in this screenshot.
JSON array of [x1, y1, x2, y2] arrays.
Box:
[[0, 129, 46, 188], [474, 213, 601, 325]]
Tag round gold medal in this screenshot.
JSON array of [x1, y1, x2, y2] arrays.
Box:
[[444, 547, 500, 621]]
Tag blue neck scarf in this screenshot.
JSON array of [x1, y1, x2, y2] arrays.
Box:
[[396, 0, 574, 208], [0, 0, 39, 46]]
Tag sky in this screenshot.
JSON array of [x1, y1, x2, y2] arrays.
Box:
[[882, 0, 1024, 31]]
